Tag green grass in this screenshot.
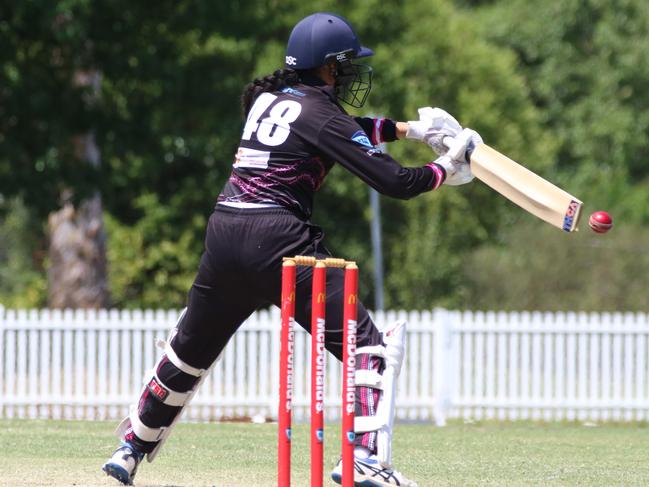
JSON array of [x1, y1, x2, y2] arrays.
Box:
[[0, 419, 648, 486]]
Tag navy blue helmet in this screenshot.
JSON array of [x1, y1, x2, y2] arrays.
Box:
[[285, 12, 374, 107], [285, 12, 373, 70]]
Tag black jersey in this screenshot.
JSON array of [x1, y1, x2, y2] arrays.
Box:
[[218, 78, 445, 218]]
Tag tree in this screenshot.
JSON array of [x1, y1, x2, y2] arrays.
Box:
[[1, 1, 269, 307], [0, 0, 556, 309], [475, 0, 649, 222], [8, 0, 646, 311], [345, 0, 555, 308]]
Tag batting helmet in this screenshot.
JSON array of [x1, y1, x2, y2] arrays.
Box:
[[285, 12, 373, 70]]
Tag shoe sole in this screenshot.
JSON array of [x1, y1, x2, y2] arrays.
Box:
[[331, 472, 385, 487], [102, 463, 133, 486]]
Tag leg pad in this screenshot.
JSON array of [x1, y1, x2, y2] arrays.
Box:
[[354, 320, 407, 468], [116, 309, 219, 461]]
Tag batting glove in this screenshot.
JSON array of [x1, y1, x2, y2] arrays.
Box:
[[444, 128, 483, 163], [406, 107, 463, 155], [434, 155, 474, 186], [435, 128, 484, 186]]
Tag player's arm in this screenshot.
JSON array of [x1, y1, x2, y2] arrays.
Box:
[[352, 116, 445, 144], [364, 120, 408, 139], [318, 114, 459, 199], [396, 121, 409, 139], [353, 116, 399, 145], [355, 107, 463, 149]]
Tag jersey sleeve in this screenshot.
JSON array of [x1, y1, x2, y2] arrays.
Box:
[[353, 117, 398, 145], [316, 114, 445, 199]]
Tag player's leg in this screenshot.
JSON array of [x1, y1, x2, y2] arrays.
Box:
[[103, 247, 261, 485], [345, 320, 413, 487], [289, 261, 417, 487]]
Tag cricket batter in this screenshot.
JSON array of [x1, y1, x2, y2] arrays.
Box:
[[103, 11, 481, 486]]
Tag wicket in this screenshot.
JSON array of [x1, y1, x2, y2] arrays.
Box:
[[278, 256, 358, 487]]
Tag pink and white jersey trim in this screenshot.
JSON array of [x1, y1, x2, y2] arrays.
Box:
[[371, 118, 385, 146], [426, 163, 446, 190]]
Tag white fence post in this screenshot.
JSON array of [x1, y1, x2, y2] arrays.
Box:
[[433, 308, 452, 426]]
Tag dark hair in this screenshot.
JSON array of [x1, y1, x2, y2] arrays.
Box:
[[241, 68, 300, 117]]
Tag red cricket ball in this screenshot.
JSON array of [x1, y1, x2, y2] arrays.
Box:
[[588, 211, 613, 234]]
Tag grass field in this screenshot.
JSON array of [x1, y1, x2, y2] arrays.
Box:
[[1, 419, 648, 486]]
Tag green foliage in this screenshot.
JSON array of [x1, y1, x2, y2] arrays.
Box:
[[3, 0, 649, 311], [105, 194, 205, 308], [1, 1, 265, 307], [1, 0, 260, 219], [0, 198, 47, 308], [458, 0, 649, 311], [476, 0, 649, 217], [463, 219, 649, 311], [357, 0, 554, 309]]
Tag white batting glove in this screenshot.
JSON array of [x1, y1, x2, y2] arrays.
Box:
[[435, 128, 484, 186], [406, 107, 463, 155], [434, 155, 474, 186], [444, 128, 483, 163]]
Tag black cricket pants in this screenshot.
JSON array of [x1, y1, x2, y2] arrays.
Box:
[[170, 205, 382, 369]]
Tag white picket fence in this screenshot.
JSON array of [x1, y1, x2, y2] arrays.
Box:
[[1, 307, 649, 425]]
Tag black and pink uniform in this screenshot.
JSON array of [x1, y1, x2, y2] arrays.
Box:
[[127, 77, 445, 454], [219, 77, 444, 218]]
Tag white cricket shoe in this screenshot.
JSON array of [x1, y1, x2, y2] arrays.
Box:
[[331, 455, 419, 487], [102, 443, 144, 485]]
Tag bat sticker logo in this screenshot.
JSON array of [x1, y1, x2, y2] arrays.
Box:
[[562, 200, 580, 232]]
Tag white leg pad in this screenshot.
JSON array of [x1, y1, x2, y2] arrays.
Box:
[[115, 308, 219, 462], [354, 320, 407, 468], [145, 359, 216, 462]]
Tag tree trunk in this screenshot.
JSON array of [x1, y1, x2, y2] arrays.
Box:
[[47, 69, 110, 309], [48, 192, 110, 308]]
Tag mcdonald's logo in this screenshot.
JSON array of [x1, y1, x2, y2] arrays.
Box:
[[347, 294, 357, 305], [317, 292, 326, 303], [287, 292, 295, 303]]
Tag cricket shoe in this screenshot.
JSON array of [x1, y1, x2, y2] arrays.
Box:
[[102, 443, 144, 485], [331, 455, 419, 487]]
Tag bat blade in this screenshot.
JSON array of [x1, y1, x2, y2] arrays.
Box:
[[470, 144, 583, 232]]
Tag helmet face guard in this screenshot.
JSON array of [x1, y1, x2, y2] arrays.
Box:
[[285, 13, 374, 107], [326, 49, 373, 108]]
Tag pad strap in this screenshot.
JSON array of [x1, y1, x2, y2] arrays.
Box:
[[355, 370, 383, 389], [128, 405, 167, 442], [355, 414, 387, 433], [156, 339, 206, 377], [355, 345, 386, 358]]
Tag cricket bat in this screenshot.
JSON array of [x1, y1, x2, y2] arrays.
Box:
[[470, 144, 583, 232]]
